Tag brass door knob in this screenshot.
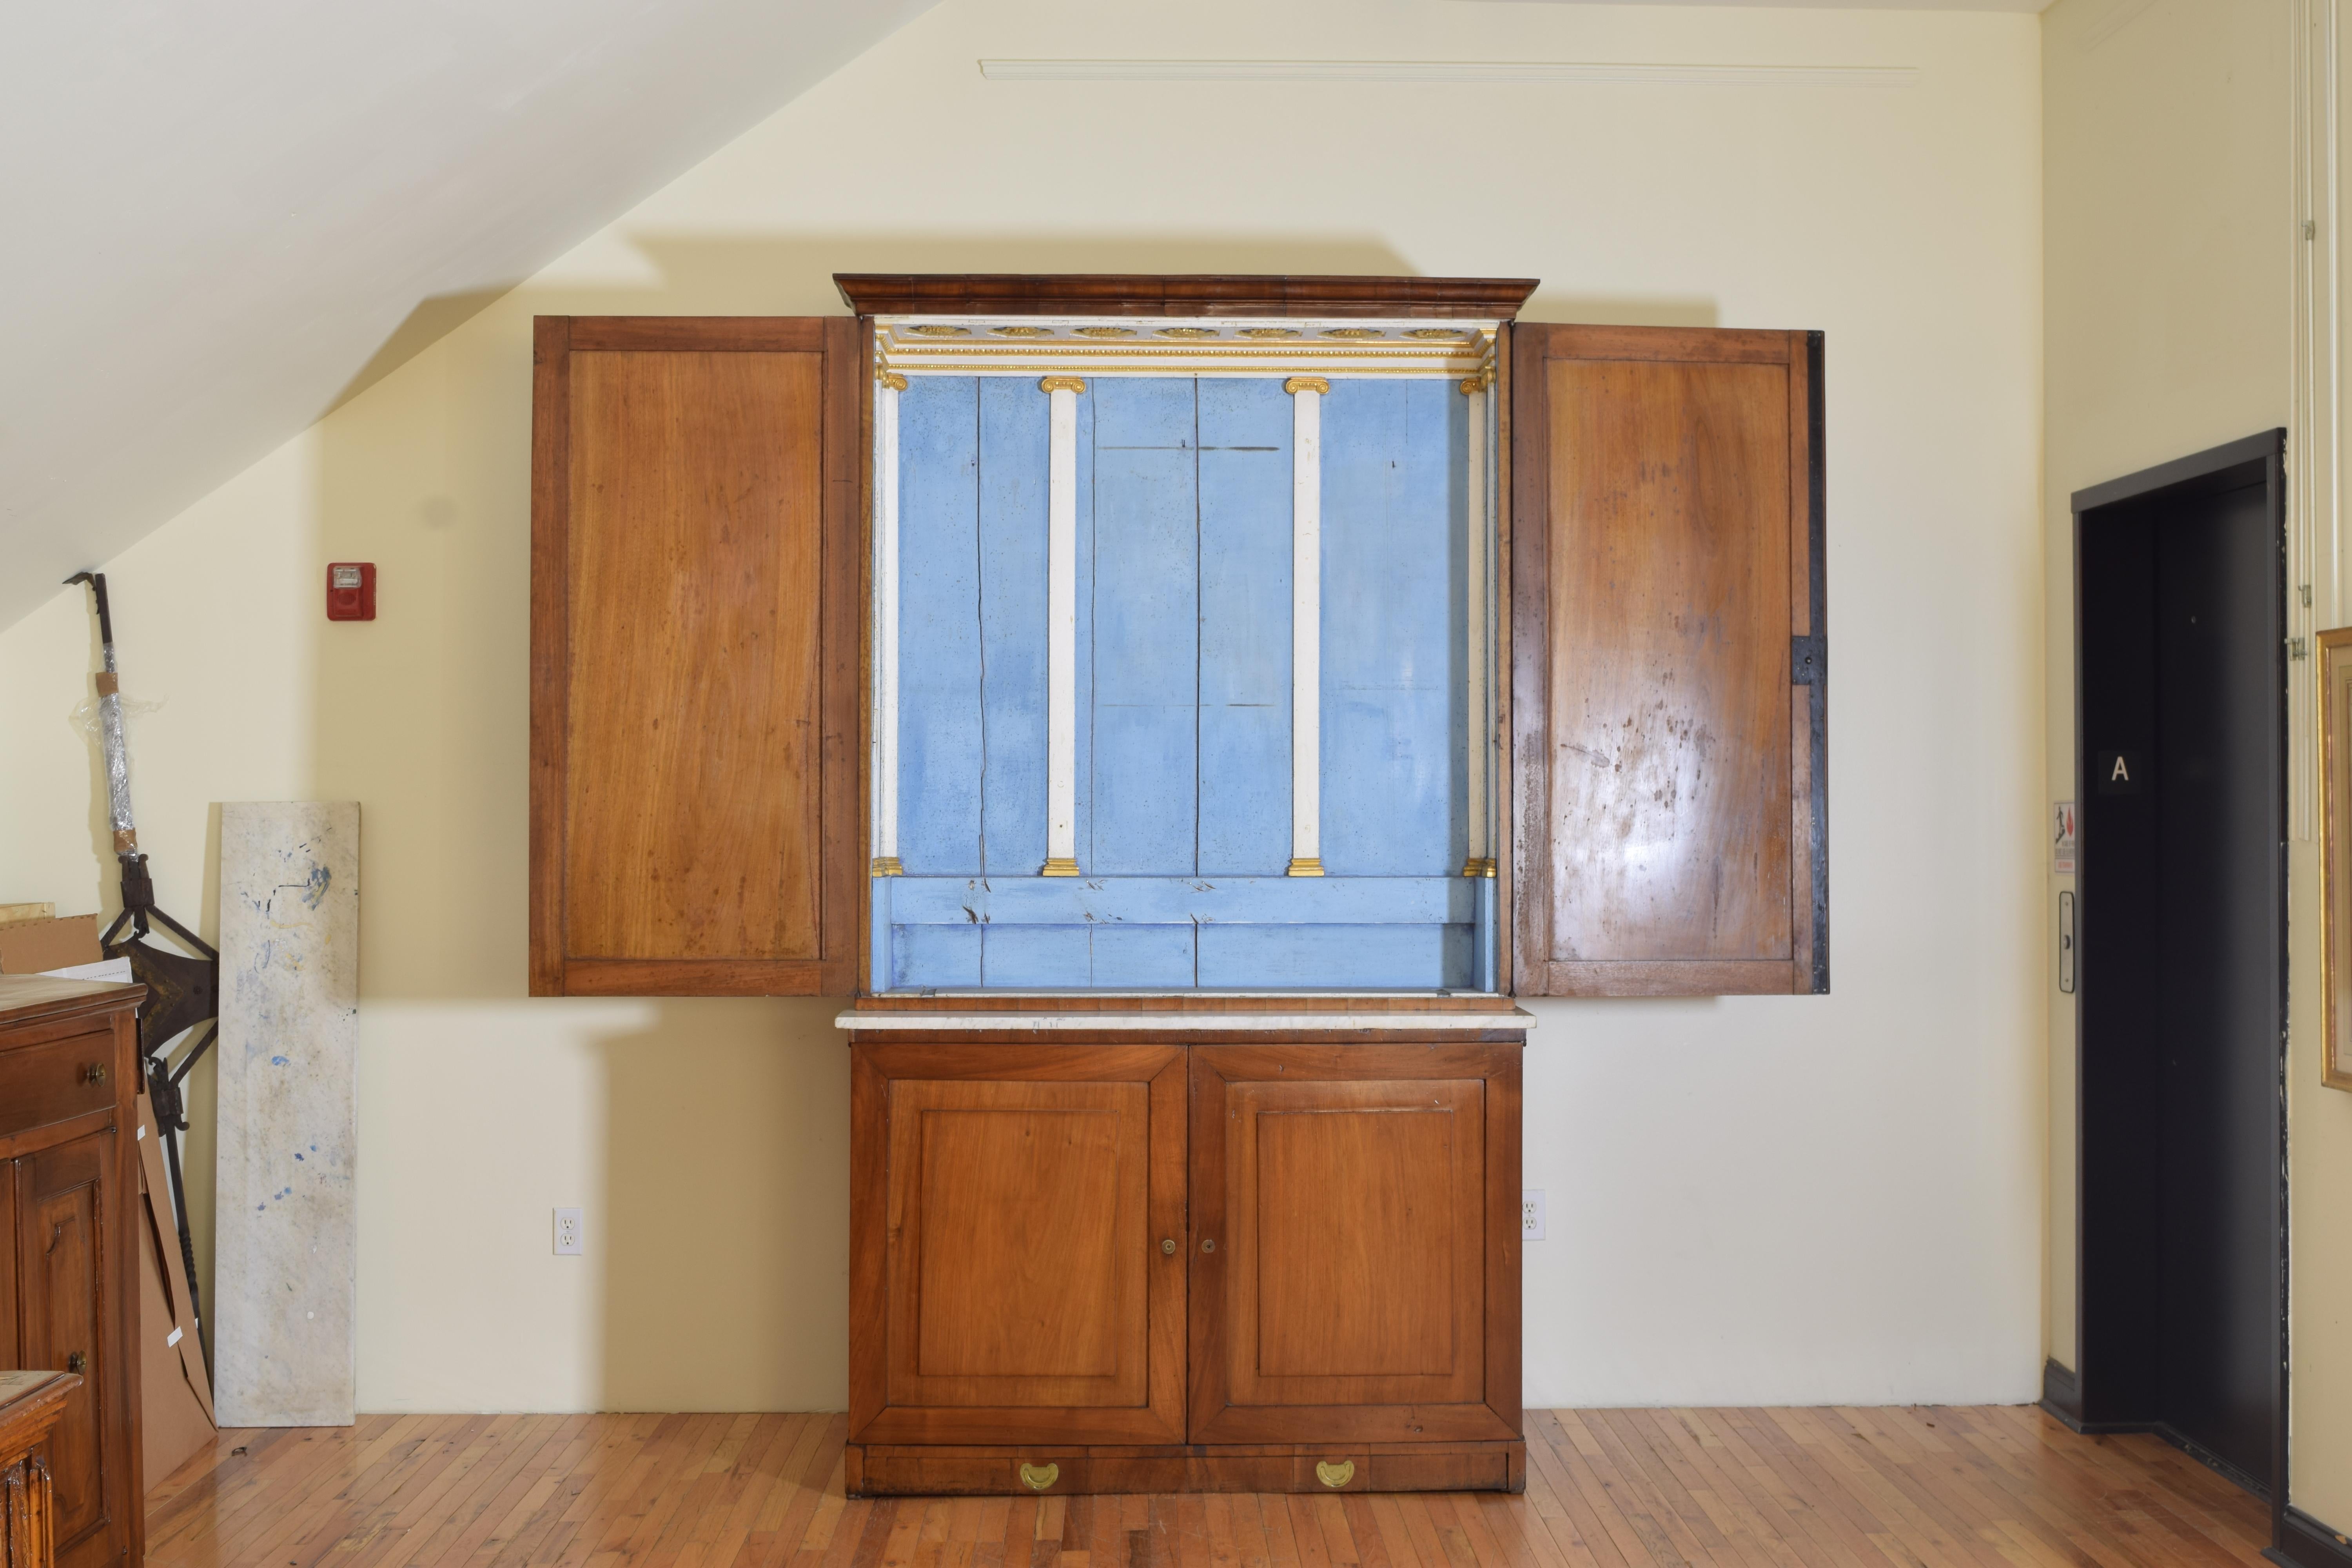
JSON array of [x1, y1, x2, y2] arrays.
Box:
[[1160, 1238, 1176, 1255], [82, 1063, 107, 1084], [66, 1352, 86, 1374]]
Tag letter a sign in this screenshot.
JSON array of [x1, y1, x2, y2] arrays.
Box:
[[2094, 750, 2144, 795]]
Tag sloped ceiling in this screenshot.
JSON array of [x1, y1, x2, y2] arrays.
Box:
[[0, 0, 937, 632]]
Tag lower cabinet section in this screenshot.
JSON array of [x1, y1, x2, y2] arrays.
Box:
[[847, 1038, 1523, 1494]]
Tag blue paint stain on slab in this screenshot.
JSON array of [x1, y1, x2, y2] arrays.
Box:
[[898, 376, 983, 874], [978, 378, 1051, 875], [1090, 378, 1198, 875], [1319, 379, 1463, 876], [1198, 378, 1292, 875]]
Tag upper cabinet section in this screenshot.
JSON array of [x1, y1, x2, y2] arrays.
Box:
[[529, 318, 862, 996], [522, 284, 1826, 1001], [1510, 326, 1828, 997], [853, 289, 1524, 995]]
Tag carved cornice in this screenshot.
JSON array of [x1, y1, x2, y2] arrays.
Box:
[[835, 272, 1539, 319], [872, 318, 1497, 380]]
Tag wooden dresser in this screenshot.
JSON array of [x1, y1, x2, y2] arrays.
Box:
[[0, 1371, 80, 1568], [524, 272, 1831, 1494], [0, 979, 143, 1568]]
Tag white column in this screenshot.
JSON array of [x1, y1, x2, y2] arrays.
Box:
[[1285, 376, 1327, 877], [872, 370, 905, 876], [1041, 376, 1085, 876], [1461, 372, 1494, 879]]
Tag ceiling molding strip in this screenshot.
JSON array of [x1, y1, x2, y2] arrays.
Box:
[[977, 59, 1917, 88]]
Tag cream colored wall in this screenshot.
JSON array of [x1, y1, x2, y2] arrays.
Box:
[[2043, 0, 2352, 1530], [0, 0, 2045, 1411], [2295, 16, 2352, 1530], [2038, 0, 2297, 1386]]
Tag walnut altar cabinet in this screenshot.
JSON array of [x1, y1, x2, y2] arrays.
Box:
[[525, 273, 1830, 1495]]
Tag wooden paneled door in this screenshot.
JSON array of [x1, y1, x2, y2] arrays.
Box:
[[1187, 1045, 1520, 1446], [849, 1045, 1188, 1446], [13, 1132, 122, 1568], [1511, 325, 1828, 996], [529, 317, 863, 996]]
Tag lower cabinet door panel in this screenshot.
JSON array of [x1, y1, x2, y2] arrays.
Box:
[[1188, 1045, 1521, 1445], [16, 1130, 120, 1568], [850, 1045, 1188, 1445]]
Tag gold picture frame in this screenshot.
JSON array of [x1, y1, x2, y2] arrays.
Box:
[[2321, 627, 2352, 1090]]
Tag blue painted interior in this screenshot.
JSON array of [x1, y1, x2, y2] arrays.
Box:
[[881, 374, 1479, 991]]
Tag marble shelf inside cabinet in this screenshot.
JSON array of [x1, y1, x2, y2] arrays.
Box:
[[835, 1001, 1535, 1033]]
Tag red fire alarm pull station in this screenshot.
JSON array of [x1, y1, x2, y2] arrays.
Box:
[[327, 562, 376, 621]]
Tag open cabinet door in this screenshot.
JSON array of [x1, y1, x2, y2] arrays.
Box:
[[530, 318, 864, 996], [1510, 325, 1826, 996]]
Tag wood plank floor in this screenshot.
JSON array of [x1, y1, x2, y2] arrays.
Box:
[[143, 1407, 2276, 1568]]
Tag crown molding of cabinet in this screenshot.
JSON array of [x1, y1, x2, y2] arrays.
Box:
[[834, 273, 1539, 319]]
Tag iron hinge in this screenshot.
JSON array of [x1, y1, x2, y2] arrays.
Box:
[[1791, 635, 1825, 685]]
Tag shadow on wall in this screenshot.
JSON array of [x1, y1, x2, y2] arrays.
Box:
[[592, 997, 850, 1411]]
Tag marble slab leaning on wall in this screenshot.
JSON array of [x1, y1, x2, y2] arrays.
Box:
[[214, 801, 359, 1427]]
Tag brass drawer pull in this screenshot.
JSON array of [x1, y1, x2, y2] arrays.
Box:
[[1019, 1462, 1059, 1492], [1315, 1460, 1354, 1489], [1161, 1238, 1176, 1255], [66, 1351, 86, 1374], [82, 1063, 107, 1084]]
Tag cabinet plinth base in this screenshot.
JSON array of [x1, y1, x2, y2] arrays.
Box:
[[846, 1440, 1525, 1497]]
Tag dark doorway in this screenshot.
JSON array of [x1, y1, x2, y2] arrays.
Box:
[[2053, 431, 2287, 1512]]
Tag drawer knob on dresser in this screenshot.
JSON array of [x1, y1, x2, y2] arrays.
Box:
[[1315, 1460, 1355, 1489], [1018, 1463, 1059, 1492], [1200, 1238, 1216, 1253], [65, 1352, 85, 1374], [1161, 1238, 1176, 1255], [81, 1062, 106, 1084]]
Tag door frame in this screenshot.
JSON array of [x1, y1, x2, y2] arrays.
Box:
[[2047, 428, 2288, 1543]]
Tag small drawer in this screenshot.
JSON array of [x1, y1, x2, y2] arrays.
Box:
[[0, 1031, 119, 1139]]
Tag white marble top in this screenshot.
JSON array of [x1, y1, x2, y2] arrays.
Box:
[[837, 1004, 1535, 1033]]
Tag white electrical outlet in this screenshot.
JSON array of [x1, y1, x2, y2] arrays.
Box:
[[554, 1207, 584, 1256], [1521, 1190, 1546, 1241]]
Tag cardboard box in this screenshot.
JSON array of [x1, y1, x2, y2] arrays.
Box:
[[0, 913, 102, 973], [136, 1091, 218, 1488]]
